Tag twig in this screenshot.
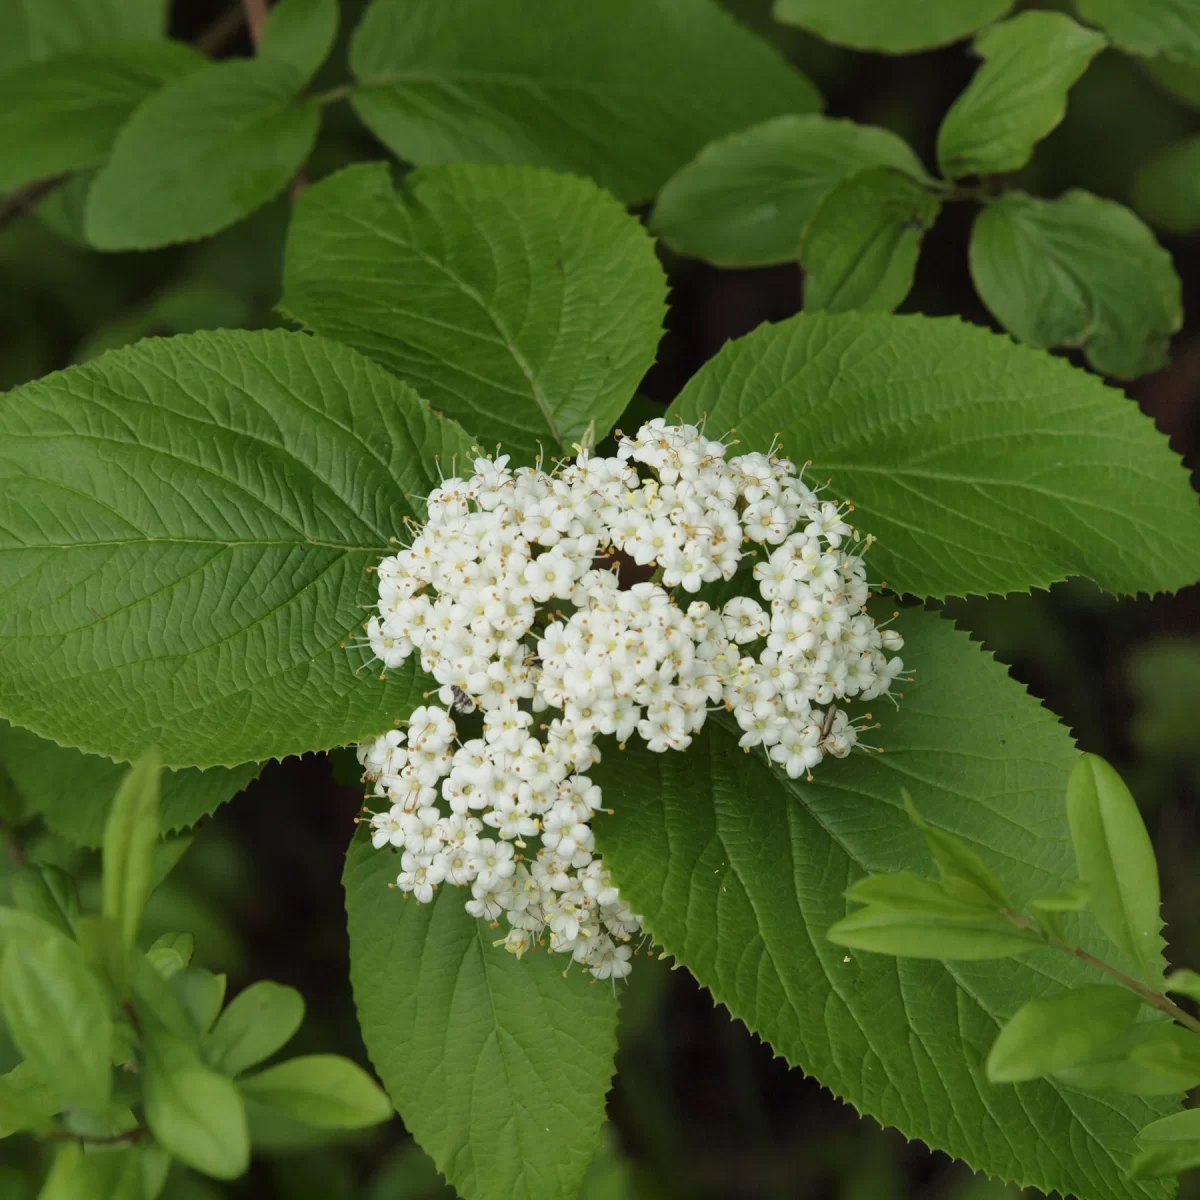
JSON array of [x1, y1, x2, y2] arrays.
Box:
[[194, 5, 246, 55], [0, 175, 67, 232], [241, 0, 270, 47]]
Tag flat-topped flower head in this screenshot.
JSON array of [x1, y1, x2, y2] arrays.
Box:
[[354, 420, 904, 979]]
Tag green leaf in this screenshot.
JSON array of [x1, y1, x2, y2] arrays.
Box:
[[239, 1054, 393, 1128], [0, 328, 475, 767], [9, 864, 79, 936], [259, 0, 337, 84], [0, 0, 167, 73], [1133, 1109, 1200, 1178], [1075, 1, 1200, 61], [1030, 882, 1091, 912], [801, 167, 939, 313], [204, 980, 305, 1076], [282, 162, 667, 461], [1055, 1022, 1200, 1094], [103, 750, 161, 959], [1066, 754, 1165, 987], [1142, 56, 1200, 109], [85, 59, 319, 250], [72, 914, 127, 1000], [142, 1029, 250, 1180], [773, 0, 1014, 53], [828, 905, 1040, 958], [843, 872, 1002, 920], [1, 937, 112, 1113], [345, 829, 619, 1200], [651, 115, 929, 268], [593, 608, 1175, 1200], [0, 721, 259, 846], [0, 906, 73, 950], [1131, 135, 1200, 234], [904, 795, 1012, 909], [132, 952, 199, 1041], [170, 968, 227, 1036], [667, 310, 1200, 598], [1165, 969, 1200, 1003], [986, 985, 1141, 1082], [0, 1061, 59, 1137], [0, 40, 204, 193], [37, 1143, 145, 1200], [146, 932, 194, 982], [969, 189, 1182, 378], [936, 12, 1106, 178], [348, 0, 820, 205]]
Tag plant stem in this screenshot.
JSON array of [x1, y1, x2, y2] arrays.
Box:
[[311, 82, 358, 107], [241, 0, 269, 46], [195, 5, 246, 54], [1005, 911, 1200, 1036]]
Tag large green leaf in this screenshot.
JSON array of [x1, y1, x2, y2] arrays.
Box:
[[651, 115, 928, 269], [282, 162, 666, 461], [668, 312, 1200, 597], [86, 59, 319, 250], [936, 12, 1106, 178], [1074, 0, 1200, 60], [0, 40, 204, 193], [593, 609, 1175, 1199], [0, 0, 167, 73], [970, 190, 1182, 379], [347, 0, 819, 205], [1131, 135, 1200, 234], [0, 721, 258, 846], [0, 328, 473, 767], [801, 167, 939, 313], [773, 0, 1014, 53], [344, 830, 619, 1200]]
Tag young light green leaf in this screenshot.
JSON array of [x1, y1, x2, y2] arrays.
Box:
[[258, 0, 337, 84], [345, 830, 619, 1200], [1066, 754, 1164, 986], [146, 932, 194, 982], [651, 115, 929, 268], [1165, 969, 1200, 1003], [37, 1142, 146, 1200], [0, 41, 204, 193], [1030, 882, 1090, 913], [773, 0, 1013, 53], [1133, 1109, 1200, 1178], [904, 795, 1011, 910], [1055, 1022, 1200, 1094], [936, 13, 1105, 178], [103, 750, 161, 958], [828, 906, 1040, 959], [0, 906, 72, 950], [86, 59, 319, 250], [239, 1055, 393, 1128], [986, 985, 1141, 1083], [0, 721, 259, 847], [801, 167, 939, 313], [0, 1061, 59, 1137], [132, 953, 200, 1041], [170, 968, 227, 1037], [1075, 0, 1200, 60], [0, 329, 475, 767], [843, 872, 1002, 920], [75, 915, 127, 997], [282, 162, 667, 462], [1, 937, 113, 1113], [1131, 136, 1200, 234], [149, 835, 194, 894], [9, 864, 78, 936], [593, 608, 1176, 1200], [142, 1029, 250, 1180], [348, 0, 819, 205], [0, 0, 167, 72], [204, 980, 305, 1076], [969, 189, 1182, 378], [667, 311, 1200, 597]]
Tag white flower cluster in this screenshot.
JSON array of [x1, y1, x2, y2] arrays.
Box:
[[356, 418, 903, 979]]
